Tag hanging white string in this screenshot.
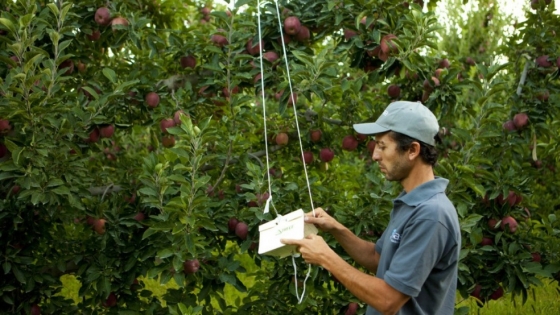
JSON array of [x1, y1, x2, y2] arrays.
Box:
[[255, 0, 317, 304], [256, 0, 277, 216], [272, 1, 315, 218], [292, 254, 312, 304]]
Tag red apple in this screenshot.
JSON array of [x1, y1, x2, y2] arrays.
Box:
[[211, 34, 228, 47], [30, 304, 41, 315], [513, 113, 529, 129], [87, 128, 100, 143], [423, 79, 433, 92], [99, 125, 115, 138], [320, 148, 335, 162], [310, 129, 322, 143], [295, 25, 310, 42], [133, 212, 145, 221], [183, 259, 200, 274], [345, 302, 359, 315], [286, 92, 298, 107], [0, 119, 12, 134], [102, 292, 117, 307], [489, 287, 503, 300], [344, 29, 358, 40], [480, 237, 493, 246], [93, 218, 106, 235], [502, 120, 516, 132], [246, 38, 263, 55], [531, 252, 541, 263], [95, 7, 112, 26], [228, 217, 239, 232], [275, 132, 289, 145], [268, 168, 282, 179], [145, 92, 160, 108], [284, 16, 301, 35], [356, 134, 367, 142], [263, 51, 279, 63], [77, 61, 87, 73], [536, 55, 551, 67], [277, 33, 292, 45], [275, 90, 284, 101], [123, 192, 136, 204], [174, 110, 187, 125], [470, 284, 483, 301], [0, 143, 8, 158], [87, 30, 101, 41], [302, 151, 314, 164], [488, 218, 499, 230], [500, 216, 518, 233], [380, 34, 398, 54], [111, 17, 129, 31], [430, 76, 440, 87], [60, 59, 74, 75], [367, 141, 376, 154], [466, 57, 476, 66], [201, 7, 211, 15], [439, 58, 451, 69], [235, 222, 249, 240], [257, 192, 270, 206], [162, 135, 176, 148], [222, 86, 240, 97], [387, 85, 400, 99], [342, 135, 359, 151], [7, 55, 20, 69], [180, 55, 196, 69], [160, 118, 176, 134]]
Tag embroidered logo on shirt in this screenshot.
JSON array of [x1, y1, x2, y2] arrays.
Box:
[[390, 229, 401, 243]]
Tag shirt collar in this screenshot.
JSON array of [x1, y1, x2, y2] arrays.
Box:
[[394, 177, 449, 207]]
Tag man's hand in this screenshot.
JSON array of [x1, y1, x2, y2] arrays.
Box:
[[281, 234, 335, 265], [305, 207, 340, 233]]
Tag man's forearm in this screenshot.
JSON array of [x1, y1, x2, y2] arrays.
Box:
[[331, 225, 378, 273]]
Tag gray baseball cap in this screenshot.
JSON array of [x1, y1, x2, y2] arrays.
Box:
[[353, 101, 439, 146]]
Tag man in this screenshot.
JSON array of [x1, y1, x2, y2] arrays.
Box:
[[282, 101, 461, 315]]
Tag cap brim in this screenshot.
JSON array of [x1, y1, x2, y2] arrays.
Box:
[[353, 123, 389, 135]]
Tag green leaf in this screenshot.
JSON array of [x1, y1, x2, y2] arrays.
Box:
[[46, 3, 60, 17], [235, 0, 252, 8], [0, 18, 16, 34], [12, 266, 26, 284], [157, 248, 175, 259], [46, 178, 64, 187], [102, 68, 117, 84], [2, 261, 11, 274], [142, 228, 159, 240], [138, 187, 158, 197], [51, 185, 71, 195]]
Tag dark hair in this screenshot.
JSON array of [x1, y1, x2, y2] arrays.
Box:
[[387, 131, 440, 166]]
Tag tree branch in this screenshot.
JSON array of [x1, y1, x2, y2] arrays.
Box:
[[89, 145, 285, 195]]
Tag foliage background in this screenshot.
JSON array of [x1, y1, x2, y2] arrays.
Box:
[[0, 0, 559, 314]]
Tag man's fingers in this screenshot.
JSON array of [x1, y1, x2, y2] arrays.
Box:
[[280, 238, 302, 245]]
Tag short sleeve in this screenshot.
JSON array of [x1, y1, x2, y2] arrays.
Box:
[[375, 229, 387, 255], [382, 219, 450, 297]]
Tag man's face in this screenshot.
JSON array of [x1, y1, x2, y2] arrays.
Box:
[[372, 133, 412, 182]]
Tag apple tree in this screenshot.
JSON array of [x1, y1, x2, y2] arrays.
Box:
[[0, 0, 559, 314]]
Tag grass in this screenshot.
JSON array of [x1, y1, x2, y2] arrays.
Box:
[[58, 243, 560, 314], [456, 279, 560, 314]]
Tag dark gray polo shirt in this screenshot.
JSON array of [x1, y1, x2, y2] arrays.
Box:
[[366, 177, 460, 315]]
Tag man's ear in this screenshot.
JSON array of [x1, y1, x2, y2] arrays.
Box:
[[408, 142, 421, 160]]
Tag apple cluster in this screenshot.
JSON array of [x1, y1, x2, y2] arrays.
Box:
[[94, 7, 129, 32]]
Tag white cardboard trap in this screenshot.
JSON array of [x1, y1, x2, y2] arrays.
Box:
[[258, 209, 318, 258]]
